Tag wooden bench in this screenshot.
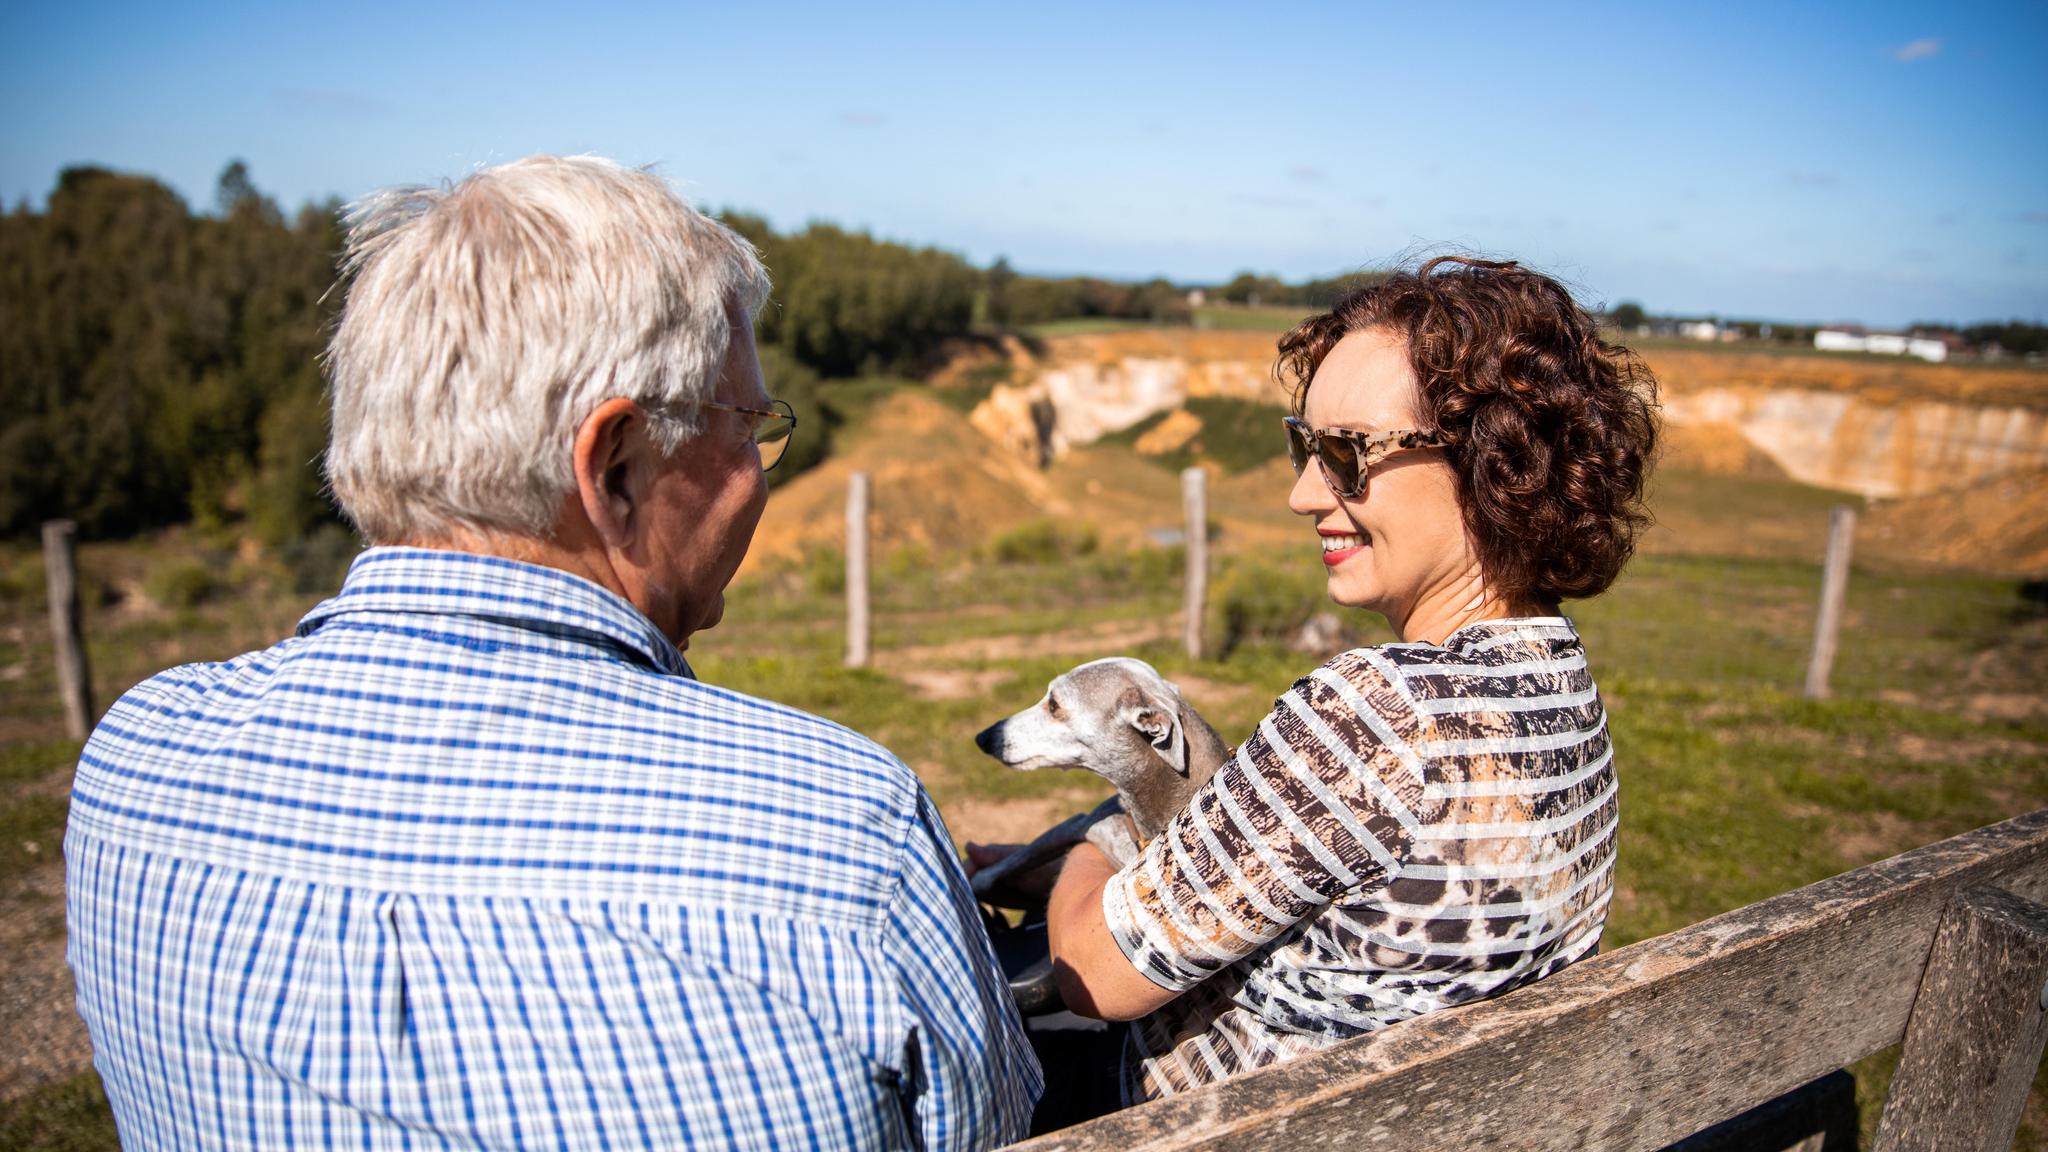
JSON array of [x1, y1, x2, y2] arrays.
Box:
[[1009, 808, 2048, 1152]]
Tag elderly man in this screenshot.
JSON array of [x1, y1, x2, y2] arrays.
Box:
[[65, 155, 1040, 1150]]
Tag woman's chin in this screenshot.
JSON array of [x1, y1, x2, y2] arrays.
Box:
[[1321, 573, 1380, 614]]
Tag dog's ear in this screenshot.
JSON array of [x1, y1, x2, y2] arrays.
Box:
[[1128, 701, 1190, 778]]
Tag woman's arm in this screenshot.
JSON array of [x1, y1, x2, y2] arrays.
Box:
[[1045, 652, 1421, 1021], [1046, 841, 1179, 1021]]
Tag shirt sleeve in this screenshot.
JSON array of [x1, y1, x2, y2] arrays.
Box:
[[1101, 650, 1427, 992], [882, 788, 1043, 1150]]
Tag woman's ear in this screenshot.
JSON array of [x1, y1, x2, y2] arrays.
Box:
[[572, 397, 648, 548]]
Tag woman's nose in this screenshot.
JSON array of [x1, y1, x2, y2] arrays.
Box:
[[1288, 458, 1337, 516]]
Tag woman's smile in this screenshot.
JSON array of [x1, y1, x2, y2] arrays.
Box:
[[1319, 528, 1366, 566]]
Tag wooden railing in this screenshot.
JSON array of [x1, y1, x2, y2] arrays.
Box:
[[1011, 808, 2048, 1152]]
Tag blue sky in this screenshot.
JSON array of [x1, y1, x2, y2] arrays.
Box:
[[4, 0, 2043, 326]]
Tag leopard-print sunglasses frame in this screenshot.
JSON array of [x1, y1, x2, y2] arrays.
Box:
[[1282, 417, 1451, 499]]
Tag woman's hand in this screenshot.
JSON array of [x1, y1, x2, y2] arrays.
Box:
[[965, 841, 1066, 909], [963, 842, 1024, 877], [1045, 841, 1180, 1022]]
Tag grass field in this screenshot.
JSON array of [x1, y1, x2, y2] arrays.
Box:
[[2, 410, 2046, 1143], [1191, 304, 1315, 332]]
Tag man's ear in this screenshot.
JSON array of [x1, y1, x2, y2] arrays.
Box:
[[572, 397, 649, 548], [1129, 702, 1189, 777]]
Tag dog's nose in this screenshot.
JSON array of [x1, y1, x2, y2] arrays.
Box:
[[974, 723, 1002, 756]]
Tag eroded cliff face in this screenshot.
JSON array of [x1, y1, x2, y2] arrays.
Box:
[[971, 330, 2048, 500], [1660, 388, 2048, 498], [971, 347, 1275, 462]]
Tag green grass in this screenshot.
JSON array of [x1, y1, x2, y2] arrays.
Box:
[[0, 1072, 119, 1152], [1104, 396, 1291, 475], [0, 740, 80, 881], [1022, 317, 1153, 338], [1192, 304, 1315, 332]]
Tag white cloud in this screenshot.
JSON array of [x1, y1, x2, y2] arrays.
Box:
[[1895, 38, 1941, 63]]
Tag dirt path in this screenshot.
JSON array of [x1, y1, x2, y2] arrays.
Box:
[[0, 858, 89, 1102], [876, 618, 1172, 668]]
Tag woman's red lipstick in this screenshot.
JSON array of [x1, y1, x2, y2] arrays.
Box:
[[1319, 529, 1364, 567]]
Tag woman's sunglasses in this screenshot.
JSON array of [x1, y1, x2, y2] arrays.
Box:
[[1282, 417, 1449, 499]]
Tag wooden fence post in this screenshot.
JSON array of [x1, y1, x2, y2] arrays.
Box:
[[42, 519, 93, 740], [846, 472, 870, 669], [1182, 467, 1207, 661], [1873, 885, 2048, 1152], [1802, 505, 1856, 700]]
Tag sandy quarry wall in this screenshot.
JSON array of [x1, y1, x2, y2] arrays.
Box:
[[1659, 388, 2048, 498], [975, 329, 2048, 499]]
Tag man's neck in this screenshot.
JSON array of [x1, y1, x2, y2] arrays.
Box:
[[395, 526, 630, 608]]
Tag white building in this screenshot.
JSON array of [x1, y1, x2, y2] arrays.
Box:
[[1813, 329, 1947, 363], [1680, 321, 1720, 341]]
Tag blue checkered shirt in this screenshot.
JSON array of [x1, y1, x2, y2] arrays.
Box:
[[65, 547, 1041, 1150]]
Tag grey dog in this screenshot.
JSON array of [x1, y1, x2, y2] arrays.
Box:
[[970, 657, 1228, 906]]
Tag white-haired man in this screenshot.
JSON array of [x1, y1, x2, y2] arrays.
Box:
[[65, 155, 1041, 1150]]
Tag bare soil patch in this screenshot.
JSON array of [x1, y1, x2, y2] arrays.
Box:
[[895, 667, 1014, 702], [0, 861, 88, 1103], [878, 619, 1171, 666], [940, 792, 1103, 850]]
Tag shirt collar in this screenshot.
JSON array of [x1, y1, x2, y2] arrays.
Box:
[[1438, 615, 1577, 652], [297, 547, 693, 678]]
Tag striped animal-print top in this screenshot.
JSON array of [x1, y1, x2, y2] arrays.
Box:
[[1100, 616, 1617, 1101]]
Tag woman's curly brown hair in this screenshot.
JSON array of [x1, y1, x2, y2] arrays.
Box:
[[1278, 255, 1659, 605]]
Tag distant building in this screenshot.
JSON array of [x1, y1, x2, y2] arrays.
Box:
[[1681, 321, 1720, 341], [1185, 288, 1207, 307], [1814, 329, 1947, 363]]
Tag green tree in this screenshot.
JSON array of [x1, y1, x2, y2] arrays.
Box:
[[0, 163, 343, 540]]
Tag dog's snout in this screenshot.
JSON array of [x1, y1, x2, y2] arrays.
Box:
[[974, 722, 1004, 757]]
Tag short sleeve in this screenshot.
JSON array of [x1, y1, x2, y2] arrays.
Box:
[[1101, 651, 1426, 992], [882, 789, 1043, 1150]]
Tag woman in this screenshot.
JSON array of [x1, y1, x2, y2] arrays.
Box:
[[1043, 255, 1659, 1103]]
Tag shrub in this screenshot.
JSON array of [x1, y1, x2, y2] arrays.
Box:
[[934, 361, 1013, 414], [881, 543, 932, 582], [802, 545, 846, 596], [143, 556, 222, 610], [1215, 561, 1327, 656], [989, 520, 1098, 565], [1085, 545, 1186, 586], [0, 553, 42, 607], [1106, 398, 1287, 477], [278, 524, 360, 596]]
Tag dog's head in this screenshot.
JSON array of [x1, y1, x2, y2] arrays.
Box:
[[973, 657, 1192, 795]]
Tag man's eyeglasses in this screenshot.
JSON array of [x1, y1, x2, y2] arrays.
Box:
[[1283, 416, 1449, 499], [699, 399, 798, 471]]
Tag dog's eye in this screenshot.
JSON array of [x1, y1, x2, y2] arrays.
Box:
[[1045, 695, 1066, 720]]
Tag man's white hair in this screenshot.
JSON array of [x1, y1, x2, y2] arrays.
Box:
[[325, 155, 771, 543]]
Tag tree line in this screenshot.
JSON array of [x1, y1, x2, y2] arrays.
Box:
[[0, 164, 1215, 542], [0, 163, 341, 544]]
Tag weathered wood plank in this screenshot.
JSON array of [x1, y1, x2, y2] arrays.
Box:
[[1010, 809, 2048, 1152], [1659, 1070, 1856, 1152], [1873, 885, 2048, 1152]]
